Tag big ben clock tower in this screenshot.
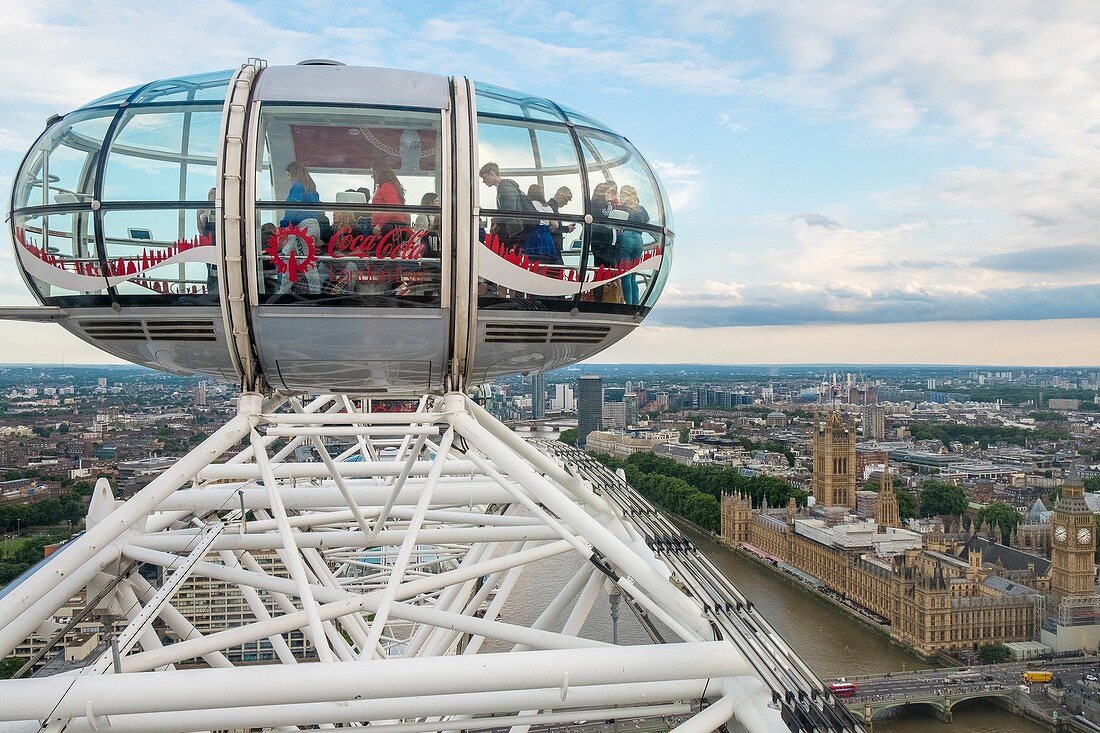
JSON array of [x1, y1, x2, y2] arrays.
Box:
[[1051, 466, 1096, 607]]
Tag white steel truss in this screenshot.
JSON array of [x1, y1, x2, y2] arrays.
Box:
[[0, 392, 860, 733]]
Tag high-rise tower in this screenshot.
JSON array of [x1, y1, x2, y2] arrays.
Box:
[[530, 373, 546, 420], [861, 405, 885, 442], [1051, 467, 1096, 607], [812, 411, 856, 508], [577, 375, 603, 447]]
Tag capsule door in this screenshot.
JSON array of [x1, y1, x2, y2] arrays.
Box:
[[243, 97, 452, 395]]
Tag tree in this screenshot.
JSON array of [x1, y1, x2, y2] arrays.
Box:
[[1085, 477, 1100, 494], [679, 428, 691, 443], [0, 656, 25, 679], [557, 429, 577, 447], [895, 489, 918, 521], [978, 502, 1021, 540], [978, 643, 1011, 664], [919, 481, 968, 517]]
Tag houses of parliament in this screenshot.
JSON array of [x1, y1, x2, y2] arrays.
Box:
[[720, 411, 1100, 658]]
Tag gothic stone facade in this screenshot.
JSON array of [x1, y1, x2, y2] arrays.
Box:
[[721, 493, 1037, 657], [811, 411, 856, 509]]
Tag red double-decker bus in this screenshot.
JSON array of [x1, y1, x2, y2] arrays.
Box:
[[829, 681, 858, 698]]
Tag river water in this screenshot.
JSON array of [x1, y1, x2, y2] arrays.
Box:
[[682, 524, 1046, 733], [499, 519, 1046, 732]]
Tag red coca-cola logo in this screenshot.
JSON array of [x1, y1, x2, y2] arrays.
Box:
[[266, 224, 318, 283], [328, 226, 427, 261]]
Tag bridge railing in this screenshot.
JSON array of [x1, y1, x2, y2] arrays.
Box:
[[844, 683, 1017, 705], [841, 665, 977, 684]]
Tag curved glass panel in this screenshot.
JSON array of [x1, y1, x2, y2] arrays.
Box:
[[77, 70, 231, 111], [556, 103, 609, 131], [642, 232, 673, 308], [103, 107, 221, 201], [652, 163, 675, 233], [478, 220, 587, 310], [568, 221, 663, 314], [254, 104, 444, 307], [101, 209, 218, 304], [13, 211, 106, 302], [579, 131, 663, 226], [129, 70, 233, 104], [476, 118, 584, 218], [79, 84, 142, 110], [473, 82, 564, 122], [476, 218, 662, 315], [14, 111, 113, 210]]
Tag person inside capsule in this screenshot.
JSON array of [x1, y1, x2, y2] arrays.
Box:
[[276, 162, 323, 295]]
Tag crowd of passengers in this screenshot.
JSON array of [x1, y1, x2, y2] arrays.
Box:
[[267, 161, 441, 297], [249, 159, 652, 306], [478, 162, 651, 305]]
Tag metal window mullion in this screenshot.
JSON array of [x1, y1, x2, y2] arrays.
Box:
[[90, 77, 173, 299], [253, 202, 441, 215], [568, 122, 592, 307], [178, 94, 195, 285]]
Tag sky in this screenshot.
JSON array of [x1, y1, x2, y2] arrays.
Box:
[[0, 0, 1098, 366]]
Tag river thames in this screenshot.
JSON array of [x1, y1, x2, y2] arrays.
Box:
[[682, 523, 1046, 733], [500, 513, 1046, 732]]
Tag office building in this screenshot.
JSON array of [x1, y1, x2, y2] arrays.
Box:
[[624, 393, 639, 427], [861, 405, 885, 442], [551, 383, 575, 412], [577, 375, 603, 447], [530, 373, 546, 420], [603, 387, 625, 403]]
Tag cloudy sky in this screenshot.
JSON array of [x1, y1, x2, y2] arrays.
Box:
[[1, 0, 1098, 365]]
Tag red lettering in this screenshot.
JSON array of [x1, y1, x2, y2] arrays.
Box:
[[321, 226, 430, 263], [376, 229, 397, 259]]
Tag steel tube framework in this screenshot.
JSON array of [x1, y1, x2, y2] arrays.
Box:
[[0, 392, 859, 733]]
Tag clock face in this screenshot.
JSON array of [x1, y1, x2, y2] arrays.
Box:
[[1078, 527, 1092, 545], [1055, 525, 1068, 542]]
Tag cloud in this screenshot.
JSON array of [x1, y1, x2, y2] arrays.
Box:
[[718, 113, 746, 133], [855, 260, 959, 272], [651, 281, 1100, 327], [974, 244, 1100, 274], [788, 212, 841, 229], [650, 159, 705, 213], [412, 16, 751, 98]]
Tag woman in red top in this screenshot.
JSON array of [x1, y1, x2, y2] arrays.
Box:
[[370, 162, 410, 231]]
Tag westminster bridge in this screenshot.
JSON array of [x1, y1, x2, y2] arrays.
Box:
[[841, 659, 1100, 730]]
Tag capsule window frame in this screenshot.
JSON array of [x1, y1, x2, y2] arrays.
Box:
[[252, 102, 446, 208], [101, 103, 224, 205], [249, 102, 450, 310]]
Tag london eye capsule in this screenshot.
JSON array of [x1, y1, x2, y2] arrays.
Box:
[[5, 61, 674, 394]]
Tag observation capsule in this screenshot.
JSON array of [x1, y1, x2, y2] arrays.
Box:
[[6, 61, 674, 393]]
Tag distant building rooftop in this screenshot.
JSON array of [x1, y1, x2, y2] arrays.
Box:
[[962, 535, 1051, 575]]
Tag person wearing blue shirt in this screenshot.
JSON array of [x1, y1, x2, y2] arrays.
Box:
[[280, 161, 320, 227]]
